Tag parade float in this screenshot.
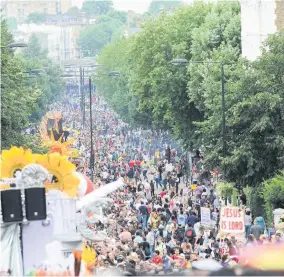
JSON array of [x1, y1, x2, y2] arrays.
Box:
[[1, 116, 124, 276]]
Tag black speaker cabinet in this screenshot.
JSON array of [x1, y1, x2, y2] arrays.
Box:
[[25, 187, 47, 221], [1, 189, 23, 222]]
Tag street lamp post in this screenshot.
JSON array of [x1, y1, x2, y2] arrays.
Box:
[[61, 68, 119, 182], [0, 42, 28, 48], [171, 58, 227, 176], [89, 77, 94, 182]]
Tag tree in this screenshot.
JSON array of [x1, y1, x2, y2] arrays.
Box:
[[26, 12, 47, 24], [78, 17, 124, 55], [82, 0, 113, 16], [221, 30, 284, 187], [23, 34, 48, 59], [185, 1, 241, 168], [262, 172, 284, 223], [128, 3, 211, 142], [96, 1, 284, 194], [95, 39, 153, 127], [106, 9, 127, 24], [148, 0, 183, 14], [6, 17, 17, 30], [21, 35, 64, 122], [66, 6, 81, 17], [79, 24, 110, 56], [1, 21, 42, 151]]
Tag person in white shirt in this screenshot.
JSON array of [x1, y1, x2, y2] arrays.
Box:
[[134, 234, 143, 244], [146, 228, 155, 255], [213, 197, 220, 210]]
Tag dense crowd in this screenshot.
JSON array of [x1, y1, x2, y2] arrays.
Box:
[[47, 85, 284, 275]]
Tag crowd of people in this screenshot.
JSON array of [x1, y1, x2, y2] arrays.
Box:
[[47, 84, 284, 276]]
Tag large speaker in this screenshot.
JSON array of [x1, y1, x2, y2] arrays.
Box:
[[1, 189, 23, 222], [25, 188, 47, 221]]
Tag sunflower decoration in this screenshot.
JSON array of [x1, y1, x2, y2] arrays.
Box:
[[0, 146, 35, 178], [39, 111, 63, 142], [82, 242, 97, 268], [41, 131, 79, 158], [35, 153, 80, 197]]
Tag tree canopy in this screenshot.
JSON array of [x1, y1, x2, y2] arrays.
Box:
[[1, 21, 63, 153], [82, 0, 113, 16], [95, 1, 284, 188], [78, 9, 126, 55], [26, 12, 47, 24], [148, 0, 184, 14]]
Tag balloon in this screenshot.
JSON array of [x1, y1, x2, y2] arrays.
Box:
[[75, 172, 95, 197], [75, 172, 87, 197]]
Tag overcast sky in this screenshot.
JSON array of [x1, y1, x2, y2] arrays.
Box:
[[72, 0, 152, 13]]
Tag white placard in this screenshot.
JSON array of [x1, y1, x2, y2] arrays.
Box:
[[201, 207, 211, 226]]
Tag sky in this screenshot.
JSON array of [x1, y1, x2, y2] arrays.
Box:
[[72, 0, 152, 14]]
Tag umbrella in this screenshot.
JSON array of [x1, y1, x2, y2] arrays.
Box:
[[192, 259, 223, 271], [239, 244, 284, 271]]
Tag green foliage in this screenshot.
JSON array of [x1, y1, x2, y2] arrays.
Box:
[[26, 12, 47, 24], [1, 132, 48, 155], [78, 11, 126, 55], [23, 34, 48, 59], [231, 188, 238, 206], [221, 30, 284, 187], [1, 21, 63, 150], [20, 35, 64, 122], [245, 186, 266, 221], [262, 172, 284, 223], [66, 6, 81, 16], [216, 182, 234, 198], [6, 17, 17, 30], [128, 3, 211, 143], [95, 39, 153, 127], [82, 0, 113, 16], [106, 9, 127, 24], [95, 1, 284, 193], [1, 21, 42, 149], [148, 0, 184, 14]]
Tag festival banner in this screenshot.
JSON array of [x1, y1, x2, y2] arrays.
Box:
[[201, 207, 211, 226], [220, 206, 245, 234]]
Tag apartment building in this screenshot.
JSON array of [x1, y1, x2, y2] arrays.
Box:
[[3, 0, 72, 23], [16, 24, 78, 63]]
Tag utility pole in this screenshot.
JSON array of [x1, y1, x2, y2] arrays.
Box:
[[221, 64, 227, 176], [89, 77, 94, 182], [79, 66, 83, 117], [82, 68, 85, 127]]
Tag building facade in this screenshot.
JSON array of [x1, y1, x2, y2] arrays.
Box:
[[3, 0, 72, 23], [240, 0, 284, 61], [16, 24, 78, 63]]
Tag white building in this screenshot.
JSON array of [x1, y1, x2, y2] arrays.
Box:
[[16, 24, 78, 63], [240, 0, 284, 61]]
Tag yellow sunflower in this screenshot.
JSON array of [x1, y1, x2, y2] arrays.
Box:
[[41, 130, 79, 158], [0, 146, 34, 178], [35, 153, 80, 197]]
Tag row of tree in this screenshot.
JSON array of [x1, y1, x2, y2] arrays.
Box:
[[94, 1, 284, 190], [1, 21, 64, 153], [78, 0, 185, 56]]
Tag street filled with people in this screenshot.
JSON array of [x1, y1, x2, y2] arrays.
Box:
[[42, 84, 284, 276]]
